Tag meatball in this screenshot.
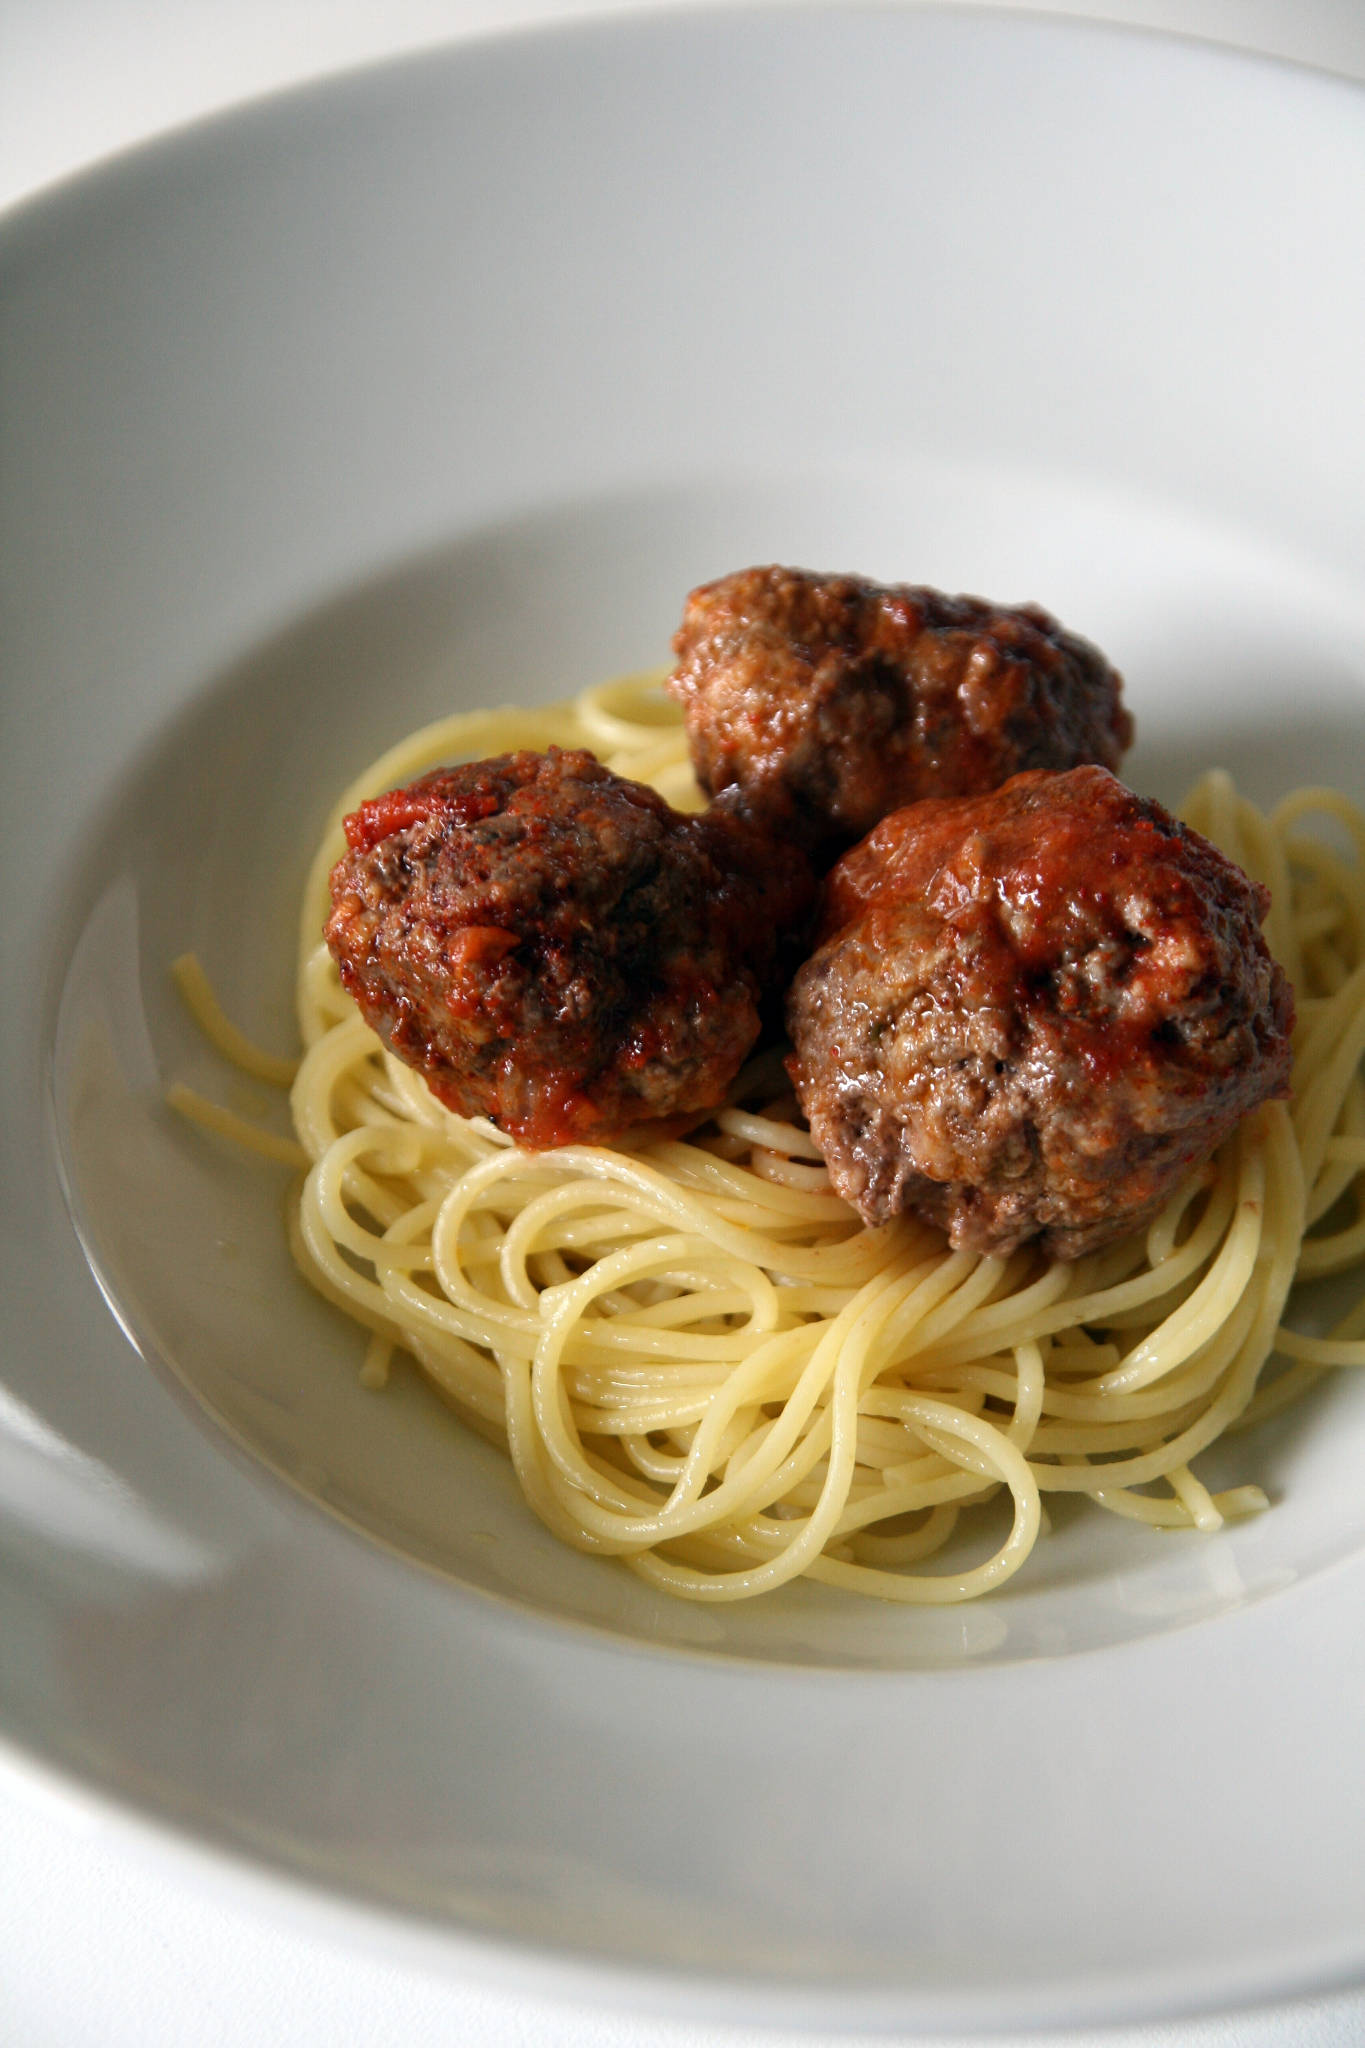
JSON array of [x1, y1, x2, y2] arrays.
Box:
[[785, 766, 1293, 1260], [326, 747, 814, 1148], [668, 565, 1132, 859]]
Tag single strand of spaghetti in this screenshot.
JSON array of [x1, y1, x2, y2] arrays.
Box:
[[1179, 767, 1232, 841], [713, 1108, 826, 1161], [167, 1084, 310, 1169], [1143, 1163, 1224, 1268], [615, 1431, 715, 1484], [171, 954, 300, 1087], [748, 1152, 835, 1193], [1273, 1329, 1365, 1367], [849, 1504, 962, 1567], [1090, 1480, 1266, 1527], [1164, 1463, 1225, 1531], [377, 1195, 441, 1253], [1005, 1341, 1046, 1449], [360, 1332, 393, 1390]]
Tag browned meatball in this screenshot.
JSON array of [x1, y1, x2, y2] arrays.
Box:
[[326, 747, 814, 1149], [785, 766, 1293, 1259], [668, 566, 1133, 859]]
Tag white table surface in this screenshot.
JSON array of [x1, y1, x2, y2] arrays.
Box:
[[4, 4, 1365, 2044]]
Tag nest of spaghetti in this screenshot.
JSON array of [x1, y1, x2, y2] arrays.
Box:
[[262, 659, 1365, 1607]]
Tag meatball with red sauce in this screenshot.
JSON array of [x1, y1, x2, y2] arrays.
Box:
[[326, 747, 814, 1148], [668, 566, 1132, 859], [785, 765, 1293, 1260]]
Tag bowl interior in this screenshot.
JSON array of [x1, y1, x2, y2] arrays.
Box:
[[49, 467, 1365, 1668]]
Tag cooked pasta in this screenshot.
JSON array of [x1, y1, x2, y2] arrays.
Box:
[[178, 674, 1365, 1602]]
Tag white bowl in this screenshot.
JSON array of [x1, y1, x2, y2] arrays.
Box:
[[3, 6, 1365, 2030]]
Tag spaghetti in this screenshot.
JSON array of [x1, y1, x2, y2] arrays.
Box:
[[183, 674, 1365, 1603]]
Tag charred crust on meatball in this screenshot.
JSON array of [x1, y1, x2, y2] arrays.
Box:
[[668, 565, 1133, 860], [785, 765, 1294, 1260], [325, 746, 815, 1149]]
